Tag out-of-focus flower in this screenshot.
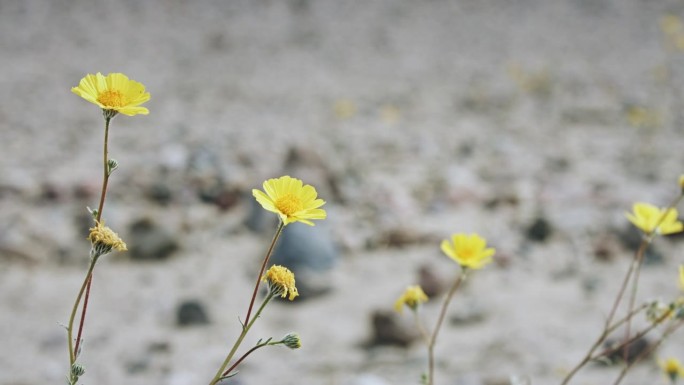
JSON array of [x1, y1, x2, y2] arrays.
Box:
[[626, 202, 683, 236], [252, 176, 326, 226], [263, 265, 299, 301], [72, 72, 150, 117], [660, 357, 684, 383], [394, 285, 428, 313], [441, 233, 495, 269]]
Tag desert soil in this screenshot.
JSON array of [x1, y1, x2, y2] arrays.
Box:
[[1, 1, 684, 385]]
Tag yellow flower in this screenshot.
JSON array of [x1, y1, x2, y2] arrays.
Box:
[[441, 233, 495, 269], [626, 202, 683, 236], [88, 221, 127, 257], [263, 265, 299, 301], [72, 73, 150, 116], [660, 357, 684, 382], [394, 285, 428, 313], [252, 176, 326, 226]]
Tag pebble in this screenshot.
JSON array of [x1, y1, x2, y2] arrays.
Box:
[[524, 216, 553, 243], [176, 300, 210, 326], [363, 310, 417, 348], [270, 222, 338, 273], [127, 218, 179, 261]]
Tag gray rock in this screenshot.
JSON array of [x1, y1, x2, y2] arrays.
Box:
[[270, 222, 337, 273], [176, 300, 210, 327], [127, 218, 179, 261]]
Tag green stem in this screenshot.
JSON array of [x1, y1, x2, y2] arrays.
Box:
[[67, 116, 113, 380], [209, 293, 275, 384], [427, 268, 468, 385], [95, 117, 111, 223], [67, 260, 96, 364], [243, 221, 284, 326]]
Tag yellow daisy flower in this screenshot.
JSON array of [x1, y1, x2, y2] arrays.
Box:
[[72, 72, 150, 117], [263, 265, 299, 301], [660, 357, 684, 382], [626, 202, 683, 236], [88, 221, 127, 257], [441, 233, 495, 270], [252, 176, 326, 226], [394, 285, 428, 313]]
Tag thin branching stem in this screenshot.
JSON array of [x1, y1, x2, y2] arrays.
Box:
[[613, 319, 683, 385], [209, 292, 275, 385], [623, 194, 683, 362]]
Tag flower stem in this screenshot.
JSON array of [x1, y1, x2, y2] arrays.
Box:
[[95, 117, 111, 223], [623, 194, 683, 362], [67, 260, 96, 364], [209, 293, 275, 384], [612, 319, 683, 385], [243, 221, 284, 326], [427, 268, 468, 385], [67, 116, 112, 377]]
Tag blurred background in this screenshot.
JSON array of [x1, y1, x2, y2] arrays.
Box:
[[1, 0, 684, 384]]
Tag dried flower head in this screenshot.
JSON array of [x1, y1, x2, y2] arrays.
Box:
[[252, 176, 326, 226], [263, 265, 299, 301], [394, 285, 428, 313], [280, 333, 302, 350], [88, 221, 127, 258], [72, 73, 150, 117], [626, 202, 683, 236], [660, 357, 684, 382], [441, 233, 495, 270]]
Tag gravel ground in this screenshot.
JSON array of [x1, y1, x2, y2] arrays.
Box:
[[1, 1, 684, 384]]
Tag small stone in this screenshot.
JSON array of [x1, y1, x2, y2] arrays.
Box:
[[146, 181, 173, 206], [127, 218, 179, 261], [417, 264, 445, 299], [176, 300, 210, 326], [270, 222, 338, 273], [599, 336, 652, 365], [524, 216, 553, 243], [363, 310, 417, 348]]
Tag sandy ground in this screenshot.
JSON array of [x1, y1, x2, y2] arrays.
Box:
[[2, 1, 684, 384]]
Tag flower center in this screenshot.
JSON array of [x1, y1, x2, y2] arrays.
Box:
[[275, 194, 303, 216], [459, 246, 476, 261], [97, 90, 126, 107]]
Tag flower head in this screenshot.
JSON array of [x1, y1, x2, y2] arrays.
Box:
[[280, 333, 302, 350], [660, 357, 684, 382], [394, 285, 428, 313], [252, 176, 326, 226], [441, 233, 495, 270], [263, 265, 299, 301], [72, 73, 150, 117], [626, 202, 683, 236], [88, 221, 127, 258]]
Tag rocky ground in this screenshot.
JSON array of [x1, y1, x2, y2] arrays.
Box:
[[2, 1, 684, 384]]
